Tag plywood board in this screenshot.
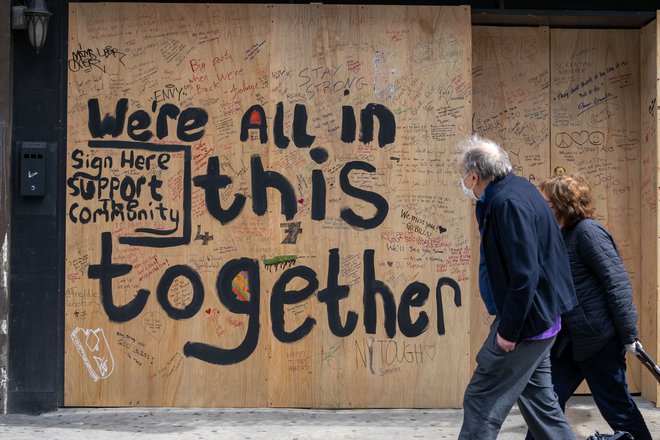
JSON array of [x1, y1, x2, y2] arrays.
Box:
[[65, 3, 473, 408], [471, 26, 551, 368], [640, 18, 660, 405], [550, 29, 641, 392], [264, 4, 473, 408]]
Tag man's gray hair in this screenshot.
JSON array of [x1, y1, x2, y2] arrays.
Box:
[[458, 134, 513, 179]]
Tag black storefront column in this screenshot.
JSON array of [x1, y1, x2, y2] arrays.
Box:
[[8, 0, 66, 414], [0, 0, 12, 414]]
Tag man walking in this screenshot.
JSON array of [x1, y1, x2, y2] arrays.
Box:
[[457, 134, 578, 440]]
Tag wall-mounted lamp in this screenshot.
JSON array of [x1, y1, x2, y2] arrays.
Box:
[[11, 0, 52, 54]]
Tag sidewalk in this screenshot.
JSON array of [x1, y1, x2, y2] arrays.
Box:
[[0, 396, 657, 439]]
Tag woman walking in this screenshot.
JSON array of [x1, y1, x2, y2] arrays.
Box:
[[526, 173, 653, 440]]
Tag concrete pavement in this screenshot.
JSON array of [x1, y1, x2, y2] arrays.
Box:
[[0, 396, 657, 439]]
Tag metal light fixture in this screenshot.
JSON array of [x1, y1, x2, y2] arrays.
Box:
[[11, 0, 52, 54]]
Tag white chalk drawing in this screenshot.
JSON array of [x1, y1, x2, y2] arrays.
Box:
[[71, 327, 115, 382]]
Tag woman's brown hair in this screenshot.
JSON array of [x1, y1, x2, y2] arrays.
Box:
[[538, 173, 596, 227]]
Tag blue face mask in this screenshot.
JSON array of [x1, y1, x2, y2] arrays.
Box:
[[461, 171, 478, 200]]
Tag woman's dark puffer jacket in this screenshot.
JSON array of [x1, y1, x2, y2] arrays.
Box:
[[561, 219, 639, 362]]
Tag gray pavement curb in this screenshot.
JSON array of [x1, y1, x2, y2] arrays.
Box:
[[0, 396, 657, 439]]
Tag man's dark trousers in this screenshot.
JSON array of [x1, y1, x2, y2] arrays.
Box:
[[459, 319, 575, 440]]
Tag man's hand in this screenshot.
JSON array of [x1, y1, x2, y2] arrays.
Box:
[[496, 333, 516, 352]]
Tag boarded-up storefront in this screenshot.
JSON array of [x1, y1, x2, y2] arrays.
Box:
[[64, 3, 660, 408]]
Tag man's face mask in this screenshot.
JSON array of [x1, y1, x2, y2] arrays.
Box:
[[461, 171, 478, 200]]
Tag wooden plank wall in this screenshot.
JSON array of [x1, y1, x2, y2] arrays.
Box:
[[471, 26, 551, 367], [65, 4, 473, 408], [550, 29, 642, 392], [641, 18, 660, 406], [474, 26, 656, 399]]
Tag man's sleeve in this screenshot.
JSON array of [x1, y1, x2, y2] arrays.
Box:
[[495, 198, 539, 342]]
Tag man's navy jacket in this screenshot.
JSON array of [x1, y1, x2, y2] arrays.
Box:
[[476, 173, 578, 342]]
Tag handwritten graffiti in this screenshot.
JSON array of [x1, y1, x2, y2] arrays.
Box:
[[297, 65, 367, 99], [140, 311, 166, 341], [151, 84, 189, 105], [400, 209, 447, 238], [71, 327, 115, 382], [577, 92, 617, 117], [68, 44, 126, 74], [554, 131, 605, 149], [355, 338, 437, 375], [245, 40, 266, 61], [117, 332, 155, 367], [473, 35, 539, 64]]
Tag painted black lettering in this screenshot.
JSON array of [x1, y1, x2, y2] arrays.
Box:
[[309, 146, 328, 164], [155, 103, 180, 140], [271, 266, 318, 343], [311, 169, 326, 220], [148, 175, 163, 201], [436, 277, 462, 335], [240, 105, 267, 144], [273, 102, 290, 149], [183, 258, 260, 364], [177, 107, 208, 142], [66, 177, 80, 197], [359, 103, 396, 147], [87, 232, 149, 322], [193, 156, 246, 224], [156, 265, 204, 320], [318, 248, 358, 337], [71, 148, 84, 169], [88, 98, 128, 138], [127, 110, 152, 141], [339, 161, 389, 229], [363, 249, 396, 338], [341, 105, 356, 143], [251, 155, 297, 220], [292, 104, 315, 148], [398, 282, 430, 337]]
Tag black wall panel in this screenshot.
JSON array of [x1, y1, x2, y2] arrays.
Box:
[[9, 0, 66, 414]]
